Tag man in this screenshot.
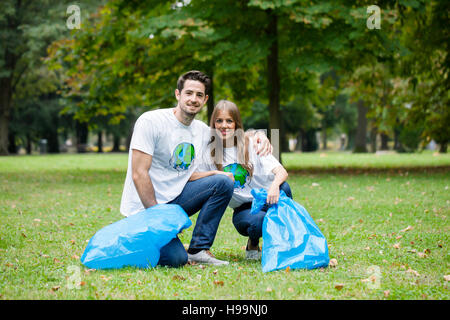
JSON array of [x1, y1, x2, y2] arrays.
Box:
[[120, 70, 270, 267]]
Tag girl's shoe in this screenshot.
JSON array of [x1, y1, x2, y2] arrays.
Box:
[[245, 239, 261, 260]]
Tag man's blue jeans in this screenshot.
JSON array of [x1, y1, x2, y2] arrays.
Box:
[[157, 174, 234, 267], [232, 182, 293, 247]]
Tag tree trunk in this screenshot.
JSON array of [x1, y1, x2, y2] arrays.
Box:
[[266, 9, 282, 163], [346, 128, 356, 150], [0, 78, 13, 155], [97, 131, 103, 153], [76, 121, 88, 153], [295, 131, 303, 151], [353, 99, 368, 153], [206, 66, 214, 125], [8, 130, 17, 154], [112, 134, 121, 152], [370, 126, 377, 153], [439, 142, 447, 153], [380, 133, 389, 150], [322, 128, 327, 150], [25, 133, 32, 154]]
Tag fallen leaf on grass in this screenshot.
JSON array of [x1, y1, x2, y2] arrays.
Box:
[[51, 286, 60, 292], [329, 259, 338, 267], [417, 252, 428, 258], [100, 275, 112, 281], [346, 197, 355, 201], [84, 269, 96, 275], [406, 268, 420, 277], [266, 287, 273, 292], [172, 275, 186, 281], [444, 275, 450, 282], [400, 226, 413, 233], [213, 280, 224, 287], [334, 284, 344, 291], [393, 243, 401, 249], [383, 290, 390, 298]]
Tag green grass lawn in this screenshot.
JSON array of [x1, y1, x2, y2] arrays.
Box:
[[0, 152, 449, 300]]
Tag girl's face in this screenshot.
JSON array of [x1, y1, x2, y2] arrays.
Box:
[[214, 109, 236, 141]]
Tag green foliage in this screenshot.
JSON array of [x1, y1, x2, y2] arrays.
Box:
[[41, 0, 448, 154]]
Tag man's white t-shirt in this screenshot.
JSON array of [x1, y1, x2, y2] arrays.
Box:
[[120, 108, 210, 216], [199, 137, 281, 209]]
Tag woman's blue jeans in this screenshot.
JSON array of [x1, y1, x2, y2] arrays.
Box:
[[232, 182, 293, 247], [157, 174, 234, 267]]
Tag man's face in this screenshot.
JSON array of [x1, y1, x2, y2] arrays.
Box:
[[175, 80, 208, 116]]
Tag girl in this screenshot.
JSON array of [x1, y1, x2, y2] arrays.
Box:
[[190, 100, 292, 260]]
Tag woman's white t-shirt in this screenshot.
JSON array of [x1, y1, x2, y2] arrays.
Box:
[[199, 137, 282, 209]]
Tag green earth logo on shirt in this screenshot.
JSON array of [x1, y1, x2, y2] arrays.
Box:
[[170, 142, 195, 171], [223, 163, 249, 189]]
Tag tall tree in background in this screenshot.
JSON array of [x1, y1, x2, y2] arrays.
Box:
[[398, 0, 449, 152], [0, 0, 102, 155], [0, 1, 62, 154]]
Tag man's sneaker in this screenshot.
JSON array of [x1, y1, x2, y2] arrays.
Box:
[[187, 250, 229, 266]]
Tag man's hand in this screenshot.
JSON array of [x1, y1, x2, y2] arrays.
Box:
[[246, 130, 273, 156]]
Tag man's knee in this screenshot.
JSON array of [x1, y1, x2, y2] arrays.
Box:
[[211, 174, 234, 197], [158, 250, 187, 268], [158, 237, 188, 268], [169, 252, 188, 268]]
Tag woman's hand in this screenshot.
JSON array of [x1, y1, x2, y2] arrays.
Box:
[[266, 184, 280, 205]]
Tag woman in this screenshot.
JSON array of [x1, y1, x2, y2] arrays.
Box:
[[190, 100, 292, 260]]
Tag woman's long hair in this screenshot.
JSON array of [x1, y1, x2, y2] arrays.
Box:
[[209, 100, 253, 177]]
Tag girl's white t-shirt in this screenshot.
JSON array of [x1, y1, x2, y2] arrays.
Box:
[[199, 137, 282, 209]]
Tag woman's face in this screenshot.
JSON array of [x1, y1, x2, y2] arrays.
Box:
[[214, 109, 236, 141]]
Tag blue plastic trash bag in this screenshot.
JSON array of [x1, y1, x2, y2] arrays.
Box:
[[250, 188, 329, 272], [80, 204, 192, 269]]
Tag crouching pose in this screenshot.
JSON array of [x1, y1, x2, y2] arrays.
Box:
[[191, 100, 292, 260]]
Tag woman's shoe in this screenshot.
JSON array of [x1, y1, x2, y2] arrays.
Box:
[[245, 239, 261, 260]]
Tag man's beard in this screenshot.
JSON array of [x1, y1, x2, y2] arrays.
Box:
[[180, 103, 201, 117]]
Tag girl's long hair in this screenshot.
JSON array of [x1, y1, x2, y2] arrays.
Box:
[[209, 100, 253, 177]]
